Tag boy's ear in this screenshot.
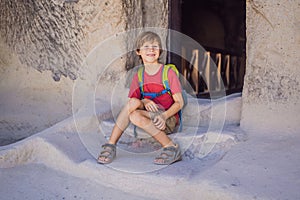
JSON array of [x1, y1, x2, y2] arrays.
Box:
[[136, 49, 141, 55]]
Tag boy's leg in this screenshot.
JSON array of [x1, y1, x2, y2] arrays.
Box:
[[129, 110, 175, 147], [129, 110, 181, 165], [129, 110, 181, 164], [109, 98, 144, 144], [98, 98, 143, 164]]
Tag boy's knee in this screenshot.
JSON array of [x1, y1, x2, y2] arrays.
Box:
[[128, 98, 141, 106], [129, 110, 146, 126], [128, 98, 143, 112], [129, 110, 139, 125]]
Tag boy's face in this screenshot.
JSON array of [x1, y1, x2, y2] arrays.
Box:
[[136, 41, 160, 64]]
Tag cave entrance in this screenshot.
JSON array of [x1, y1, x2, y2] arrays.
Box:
[[168, 0, 246, 98]]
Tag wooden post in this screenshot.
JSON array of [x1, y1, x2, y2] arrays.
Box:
[[216, 53, 222, 91], [191, 49, 199, 94], [225, 54, 230, 89], [204, 51, 211, 92]]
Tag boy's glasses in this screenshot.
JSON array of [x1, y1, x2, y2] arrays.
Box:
[[140, 45, 160, 51]]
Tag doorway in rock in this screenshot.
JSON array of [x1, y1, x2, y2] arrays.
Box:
[[168, 0, 246, 98]]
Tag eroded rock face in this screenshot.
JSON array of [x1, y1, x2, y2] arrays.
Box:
[[0, 0, 168, 144], [241, 0, 300, 132], [0, 0, 168, 81], [0, 0, 85, 81]]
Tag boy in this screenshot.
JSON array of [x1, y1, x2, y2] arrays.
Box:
[[97, 31, 184, 165]]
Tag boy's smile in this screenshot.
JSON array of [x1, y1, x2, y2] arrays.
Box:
[[137, 41, 160, 65]]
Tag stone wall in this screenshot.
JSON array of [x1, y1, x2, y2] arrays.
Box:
[[0, 0, 169, 145], [0, 0, 125, 81], [241, 0, 300, 133], [0, 0, 168, 79], [0, 0, 126, 145]]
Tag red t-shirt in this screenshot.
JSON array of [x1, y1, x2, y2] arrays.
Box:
[[128, 65, 182, 112]]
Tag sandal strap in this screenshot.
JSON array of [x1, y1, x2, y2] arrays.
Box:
[[163, 146, 177, 153], [102, 143, 116, 149], [158, 147, 176, 158], [100, 144, 116, 154], [99, 149, 114, 157]]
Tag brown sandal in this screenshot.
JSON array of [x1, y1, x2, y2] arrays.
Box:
[[97, 143, 116, 164]]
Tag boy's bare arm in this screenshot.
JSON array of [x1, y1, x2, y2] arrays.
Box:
[[162, 93, 184, 119], [152, 93, 183, 130], [142, 98, 159, 112], [128, 98, 144, 113]]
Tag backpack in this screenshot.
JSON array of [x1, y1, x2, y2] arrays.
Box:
[[137, 64, 187, 132]]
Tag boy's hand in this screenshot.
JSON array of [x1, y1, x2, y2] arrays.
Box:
[[152, 113, 166, 130], [143, 99, 159, 112]]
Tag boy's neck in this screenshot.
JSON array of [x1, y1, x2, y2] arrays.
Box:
[[144, 63, 162, 75]]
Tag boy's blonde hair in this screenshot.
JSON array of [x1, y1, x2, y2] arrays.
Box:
[[135, 31, 162, 53]]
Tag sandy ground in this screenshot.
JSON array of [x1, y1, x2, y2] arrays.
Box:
[[1, 94, 300, 200]]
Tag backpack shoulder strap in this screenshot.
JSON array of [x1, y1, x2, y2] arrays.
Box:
[[162, 64, 179, 94], [137, 66, 145, 98], [164, 64, 179, 76]]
